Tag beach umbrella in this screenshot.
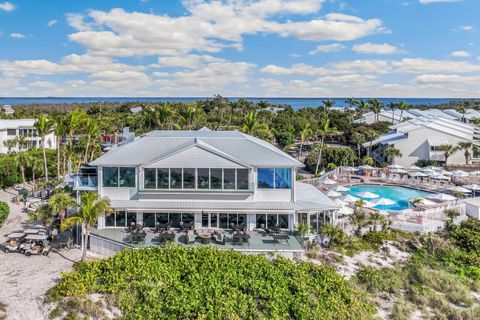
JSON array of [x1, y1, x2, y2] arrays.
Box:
[[388, 164, 404, 169], [356, 191, 380, 199], [424, 166, 441, 171], [338, 206, 354, 215], [430, 173, 449, 180], [322, 178, 337, 185], [325, 190, 342, 197], [447, 186, 471, 193], [361, 200, 376, 207], [409, 171, 428, 177], [334, 198, 349, 206], [412, 198, 436, 206], [452, 170, 469, 178], [342, 166, 358, 172], [422, 168, 436, 175], [331, 186, 350, 192], [373, 198, 396, 206], [391, 169, 408, 174], [427, 193, 457, 201], [438, 170, 453, 176], [359, 165, 375, 170], [339, 194, 360, 203], [408, 165, 422, 171]]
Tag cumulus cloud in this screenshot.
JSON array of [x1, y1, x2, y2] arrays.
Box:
[[450, 50, 470, 58], [352, 42, 401, 55], [308, 43, 345, 55], [0, 2, 14, 12], [10, 33, 26, 39]]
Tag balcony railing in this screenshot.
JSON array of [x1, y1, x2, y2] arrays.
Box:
[[73, 174, 98, 190]]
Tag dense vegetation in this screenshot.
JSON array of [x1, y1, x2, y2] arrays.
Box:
[[0, 201, 9, 227], [48, 246, 373, 320]]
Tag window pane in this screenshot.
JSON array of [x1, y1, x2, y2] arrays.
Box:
[[157, 213, 169, 224], [170, 213, 181, 227], [143, 213, 156, 228], [7, 129, 16, 136], [103, 167, 118, 187], [105, 212, 115, 227], [182, 213, 194, 224], [157, 169, 169, 189], [256, 214, 266, 229], [170, 169, 182, 189], [275, 168, 292, 189], [229, 214, 239, 227], [278, 214, 289, 229], [210, 213, 218, 228], [127, 212, 136, 226], [183, 168, 195, 189], [223, 169, 236, 190], [219, 214, 228, 228], [116, 211, 126, 228], [237, 169, 249, 190], [258, 168, 274, 189], [267, 214, 277, 228], [211, 169, 222, 189], [144, 168, 156, 189], [197, 168, 209, 189], [119, 167, 136, 187], [202, 213, 209, 227], [310, 214, 318, 234], [238, 214, 246, 225]]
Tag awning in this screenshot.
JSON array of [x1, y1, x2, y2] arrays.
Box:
[[427, 138, 449, 147]]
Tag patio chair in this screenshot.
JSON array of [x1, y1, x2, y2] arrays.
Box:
[[213, 230, 225, 244], [186, 230, 196, 244]]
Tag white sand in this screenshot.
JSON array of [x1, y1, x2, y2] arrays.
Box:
[[0, 189, 84, 320]]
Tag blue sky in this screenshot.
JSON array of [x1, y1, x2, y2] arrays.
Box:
[[0, 0, 479, 97]]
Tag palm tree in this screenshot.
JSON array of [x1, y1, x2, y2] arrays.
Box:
[[383, 146, 402, 164], [3, 139, 16, 153], [30, 156, 43, 187], [315, 118, 339, 175], [457, 142, 473, 165], [471, 118, 480, 127], [16, 135, 27, 151], [298, 123, 313, 159], [398, 101, 409, 123], [349, 206, 369, 236], [49, 191, 76, 223], [457, 106, 467, 123], [365, 130, 380, 157], [241, 112, 271, 138], [368, 99, 383, 123], [321, 99, 335, 118], [356, 100, 369, 119], [61, 192, 113, 262], [181, 104, 199, 130], [66, 109, 88, 152], [34, 114, 54, 181], [28, 204, 55, 235], [83, 117, 101, 164], [369, 212, 385, 232], [345, 97, 357, 110], [320, 224, 347, 248], [13, 152, 30, 186], [388, 102, 396, 124], [155, 104, 178, 129], [53, 116, 67, 178], [141, 106, 157, 131], [438, 145, 459, 165], [351, 132, 365, 161]]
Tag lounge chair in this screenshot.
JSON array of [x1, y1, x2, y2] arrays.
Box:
[[213, 230, 225, 244], [186, 230, 196, 244]]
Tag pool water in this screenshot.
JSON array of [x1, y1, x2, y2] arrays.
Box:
[[346, 185, 434, 211]]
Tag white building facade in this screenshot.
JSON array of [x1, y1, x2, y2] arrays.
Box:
[[86, 129, 338, 233], [0, 119, 56, 154]]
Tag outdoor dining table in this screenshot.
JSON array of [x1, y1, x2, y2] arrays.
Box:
[[232, 232, 250, 245], [231, 224, 246, 232], [197, 232, 212, 244], [180, 222, 194, 231]]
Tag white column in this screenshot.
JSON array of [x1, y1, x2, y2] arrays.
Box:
[[194, 212, 202, 229]]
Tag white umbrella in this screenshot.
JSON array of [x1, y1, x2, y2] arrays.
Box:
[[342, 166, 359, 172], [452, 170, 469, 178], [359, 165, 375, 170], [422, 169, 436, 175], [388, 164, 404, 169], [427, 193, 457, 201], [331, 186, 350, 192], [438, 170, 453, 176], [430, 173, 449, 180], [361, 200, 376, 207], [447, 186, 472, 193], [424, 166, 441, 171], [334, 198, 349, 206], [322, 178, 337, 185], [412, 197, 436, 206], [325, 190, 342, 197], [409, 171, 428, 177], [391, 168, 408, 174], [408, 165, 422, 171], [373, 198, 396, 206], [338, 206, 354, 215], [339, 195, 360, 203], [356, 191, 380, 199]]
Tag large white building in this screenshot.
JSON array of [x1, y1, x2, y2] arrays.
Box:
[[0, 119, 56, 154], [80, 129, 338, 235], [364, 117, 480, 166], [356, 108, 480, 125]]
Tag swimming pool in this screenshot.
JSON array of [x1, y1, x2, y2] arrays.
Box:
[[346, 184, 434, 211]]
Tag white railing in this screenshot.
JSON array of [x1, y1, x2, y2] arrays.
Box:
[[301, 167, 340, 187]]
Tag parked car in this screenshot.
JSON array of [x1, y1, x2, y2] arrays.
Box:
[[21, 234, 50, 256], [0, 232, 26, 253]]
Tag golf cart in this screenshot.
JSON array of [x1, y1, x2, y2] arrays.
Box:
[[0, 232, 26, 253], [21, 234, 50, 256]]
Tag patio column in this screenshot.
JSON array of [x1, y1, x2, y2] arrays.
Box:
[[194, 213, 202, 229]]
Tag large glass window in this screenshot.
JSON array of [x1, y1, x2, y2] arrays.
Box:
[[256, 214, 266, 229], [103, 167, 118, 187], [105, 212, 115, 227], [202, 213, 209, 227], [237, 169, 249, 190], [278, 214, 289, 229], [144, 168, 156, 189], [197, 168, 209, 189], [223, 169, 236, 190], [210, 213, 218, 228], [157, 169, 169, 189], [116, 211, 126, 228], [170, 169, 182, 189], [157, 213, 169, 224], [210, 169, 222, 189], [170, 213, 181, 227], [258, 168, 274, 188], [275, 168, 292, 189], [183, 168, 195, 189], [182, 213, 195, 223], [143, 213, 156, 228], [219, 214, 228, 228], [119, 167, 136, 187], [127, 212, 136, 226]]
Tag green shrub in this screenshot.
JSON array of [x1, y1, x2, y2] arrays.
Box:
[[362, 231, 394, 248], [305, 145, 357, 172], [0, 202, 9, 227], [354, 267, 403, 294], [48, 246, 374, 320]]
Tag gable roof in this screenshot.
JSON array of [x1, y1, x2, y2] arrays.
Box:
[[90, 129, 303, 167]]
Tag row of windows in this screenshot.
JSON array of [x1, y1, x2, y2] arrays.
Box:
[[143, 168, 249, 191], [257, 168, 292, 189], [103, 167, 136, 187]]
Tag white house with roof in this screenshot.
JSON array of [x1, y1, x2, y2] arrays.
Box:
[[364, 117, 480, 166], [81, 128, 338, 235], [0, 119, 56, 154]]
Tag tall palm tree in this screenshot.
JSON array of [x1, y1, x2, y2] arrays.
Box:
[[28, 204, 55, 235], [345, 97, 357, 110], [368, 99, 383, 123], [457, 141, 473, 165], [49, 191, 76, 223], [241, 112, 271, 138], [30, 156, 43, 187], [438, 144, 459, 165], [349, 205, 369, 236], [156, 104, 178, 130], [181, 104, 199, 130], [351, 132, 365, 161], [34, 114, 54, 182], [321, 99, 335, 118], [13, 152, 30, 186], [315, 118, 339, 175], [369, 212, 385, 232], [61, 192, 113, 262], [298, 123, 313, 159], [83, 117, 101, 164], [365, 130, 380, 157], [141, 106, 157, 131], [53, 116, 67, 178], [457, 106, 467, 123], [356, 100, 369, 119], [66, 109, 87, 151], [388, 102, 396, 124], [398, 101, 409, 122], [320, 224, 347, 248], [383, 146, 402, 164]]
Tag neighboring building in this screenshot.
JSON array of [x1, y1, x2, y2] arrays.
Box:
[[2, 105, 14, 115], [364, 117, 480, 166], [0, 119, 57, 154], [78, 129, 339, 235], [464, 198, 480, 219]]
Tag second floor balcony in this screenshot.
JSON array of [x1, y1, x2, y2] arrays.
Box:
[[73, 174, 98, 191]]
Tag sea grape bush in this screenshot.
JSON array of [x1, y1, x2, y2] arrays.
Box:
[[49, 246, 373, 319]]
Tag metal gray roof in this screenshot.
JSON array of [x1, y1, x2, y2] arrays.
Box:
[[91, 129, 303, 167]]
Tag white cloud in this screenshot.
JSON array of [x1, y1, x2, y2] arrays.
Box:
[[419, 0, 462, 4], [66, 13, 93, 31], [414, 74, 480, 84], [10, 33, 26, 39], [308, 43, 345, 55], [392, 58, 480, 73], [0, 2, 14, 12], [352, 42, 401, 55], [48, 20, 58, 27], [450, 50, 470, 58]]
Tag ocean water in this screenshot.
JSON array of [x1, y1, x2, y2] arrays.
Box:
[[0, 97, 477, 110], [346, 184, 433, 211]]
